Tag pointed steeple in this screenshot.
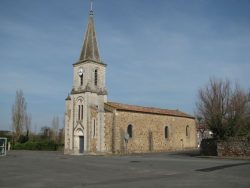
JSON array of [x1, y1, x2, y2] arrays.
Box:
[[79, 4, 101, 63]]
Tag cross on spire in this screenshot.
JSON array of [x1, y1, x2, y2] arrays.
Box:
[[90, 1, 93, 15]]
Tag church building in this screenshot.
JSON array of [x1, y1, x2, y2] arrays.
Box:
[[64, 7, 197, 155]]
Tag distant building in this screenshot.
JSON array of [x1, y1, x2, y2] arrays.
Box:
[[0, 130, 12, 137], [64, 7, 197, 155]]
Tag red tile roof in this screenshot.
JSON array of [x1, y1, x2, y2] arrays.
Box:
[[105, 102, 194, 119]]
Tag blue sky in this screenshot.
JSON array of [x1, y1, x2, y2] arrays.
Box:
[[0, 0, 249, 131]]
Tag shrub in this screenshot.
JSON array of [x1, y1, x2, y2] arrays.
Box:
[[13, 140, 58, 151], [17, 135, 29, 144], [200, 138, 218, 156]]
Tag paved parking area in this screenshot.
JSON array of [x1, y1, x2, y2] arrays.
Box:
[[0, 150, 249, 188]]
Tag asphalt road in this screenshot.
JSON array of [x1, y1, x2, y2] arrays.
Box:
[[0, 150, 249, 188]]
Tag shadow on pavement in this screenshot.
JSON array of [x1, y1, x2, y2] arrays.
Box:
[[169, 149, 201, 157], [196, 162, 250, 172]]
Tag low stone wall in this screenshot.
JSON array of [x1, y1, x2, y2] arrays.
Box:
[[217, 139, 250, 157]]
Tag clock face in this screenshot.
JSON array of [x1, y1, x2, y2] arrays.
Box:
[[78, 68, 83, 76]]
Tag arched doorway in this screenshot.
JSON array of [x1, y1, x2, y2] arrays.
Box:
[[75, 128, 84, 153]]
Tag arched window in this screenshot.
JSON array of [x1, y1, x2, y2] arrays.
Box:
[[186, 125, 190, 137], [80, 74, 83, 86], [165, 126, 169, 139], [78, 105, 80, 120], [127, 124, 133, 138], [78, 105, 83, 120], [77, 98, 84, 121], [94, 69, 98, 86], [93, 119, 96, 137], [81, 105, 83, 120]]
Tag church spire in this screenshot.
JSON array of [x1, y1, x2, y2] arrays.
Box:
[[79, 2, 101, 63]]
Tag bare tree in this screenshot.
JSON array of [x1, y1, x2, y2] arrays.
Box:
[[58, 128, 64, 145], [40, 126, 53, 140], [11, 90, 27, 141], [227, 85, 248, 137], [246, 90, 250, 136], [196, 78, 248, 140], [24, 113, 32, 137], [51, 116, 60, 142]]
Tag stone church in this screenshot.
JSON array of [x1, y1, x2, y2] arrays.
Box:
[[64, 8, 197, 155]]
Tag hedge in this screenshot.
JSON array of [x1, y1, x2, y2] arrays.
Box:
[[13, 140, 58, 151]]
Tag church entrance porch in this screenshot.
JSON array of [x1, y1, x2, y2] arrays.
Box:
[[73, 127, 85, 154]]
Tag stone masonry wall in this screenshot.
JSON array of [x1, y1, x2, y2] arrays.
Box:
[[89, 107, 98, 153], [217, 139, 250, 157], [104, 110, 197, 154], [104, 112, 113, 153]]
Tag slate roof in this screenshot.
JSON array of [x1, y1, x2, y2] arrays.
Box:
[[79, 10, 101, 63], [105, 102, 194, 119]]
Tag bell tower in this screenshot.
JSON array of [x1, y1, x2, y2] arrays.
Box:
[[64, 4, 107, 155]]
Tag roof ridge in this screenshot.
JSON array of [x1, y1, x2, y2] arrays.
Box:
[[107, 101, 176, 111]]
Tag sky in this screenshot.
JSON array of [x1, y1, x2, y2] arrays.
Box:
[[0, 0, 249, 132]]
